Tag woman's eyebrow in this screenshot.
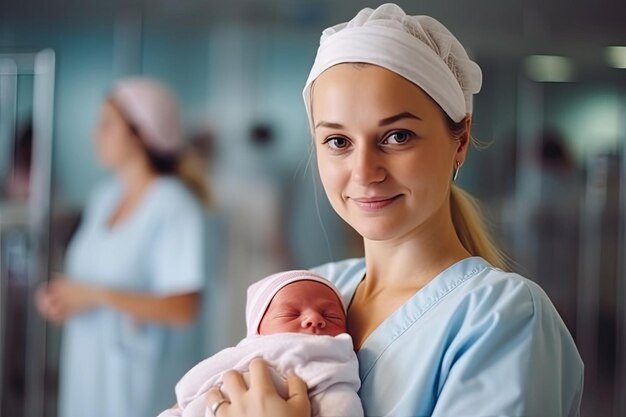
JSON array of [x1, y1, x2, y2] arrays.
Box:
[[314, 112, 421, 130], [315, 121, 344, 129], [379, 112, 422, 126]]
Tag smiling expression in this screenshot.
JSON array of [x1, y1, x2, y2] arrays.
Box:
[[311, 64, 468, 242]]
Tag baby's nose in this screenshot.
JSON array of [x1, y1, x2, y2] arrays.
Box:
[[301, 311, 326, 329]]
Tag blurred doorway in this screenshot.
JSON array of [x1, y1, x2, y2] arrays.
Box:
[[0, 49, 55, 417]]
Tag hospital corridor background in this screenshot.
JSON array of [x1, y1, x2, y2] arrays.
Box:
[[1, 0, 625, 416]]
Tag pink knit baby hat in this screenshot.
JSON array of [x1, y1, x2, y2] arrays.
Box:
[[245, 270, 346, 336], [110, 77, 182, 156]]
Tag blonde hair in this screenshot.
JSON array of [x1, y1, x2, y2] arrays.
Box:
[[176, 150, 213, 211], [442, 112, 509, 270], [450, 185, 509, 270]]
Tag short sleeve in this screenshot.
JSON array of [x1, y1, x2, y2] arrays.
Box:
[[431, 279, 583, 417], [149, 194, 206, 295]]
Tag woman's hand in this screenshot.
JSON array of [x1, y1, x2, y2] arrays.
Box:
[[205, 358, 310, 417], [35, 274, 103, 324], [36, 275, 200, 326]]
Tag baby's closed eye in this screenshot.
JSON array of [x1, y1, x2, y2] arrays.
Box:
[[273, 310, 301, 319]]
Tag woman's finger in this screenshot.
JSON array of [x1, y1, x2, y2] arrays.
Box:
[[248, 358, 276, 395], [47, 294, 66, 315], [37, 291, 63, 323], [47, 278, 62, 293], [36, 286, 56, 308], [46, 286, 63, 303], [48, 303, 65, 324], [35, 289, 51, 315], [286, 371, 310, 415], [222, 370, 247, 396], [205, 386, 231, 417]]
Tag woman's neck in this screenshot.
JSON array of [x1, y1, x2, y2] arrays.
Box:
[[361, 210, 470, 294], [106, 162, 158, 228], [117, 160, 158, 196]]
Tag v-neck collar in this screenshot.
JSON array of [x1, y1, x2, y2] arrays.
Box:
[[347, 256, 491, 381], [104, 177, 161, 233]]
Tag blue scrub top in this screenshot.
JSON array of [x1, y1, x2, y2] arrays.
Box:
[[59, 177, 206, 417], [313, 256, 583, 417]]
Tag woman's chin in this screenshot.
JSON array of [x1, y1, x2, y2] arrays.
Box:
[[351, 221, 403, 242]]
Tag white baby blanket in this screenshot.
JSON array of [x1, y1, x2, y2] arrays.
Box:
[[157, 332, 363, 417]]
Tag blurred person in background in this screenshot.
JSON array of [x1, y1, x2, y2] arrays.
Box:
[[35, 77, 211, 417], [529, 128, 583, 334], [212, 122, 292, 346], [203, 4, 583, 417]]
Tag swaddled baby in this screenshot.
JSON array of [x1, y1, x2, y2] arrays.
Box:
[[157, 270, 363, 417]]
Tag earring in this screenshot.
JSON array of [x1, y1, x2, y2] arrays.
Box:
[[452, 161, 461, 182]]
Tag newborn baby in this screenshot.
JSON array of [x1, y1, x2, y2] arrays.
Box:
[[157, 270, 363, 417]]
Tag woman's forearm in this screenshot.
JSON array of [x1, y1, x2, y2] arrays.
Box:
[[98, 289, 201, 326]]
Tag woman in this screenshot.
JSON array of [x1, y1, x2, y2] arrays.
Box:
[[204, 4, 583, 417], [36, 77, 210, 417]]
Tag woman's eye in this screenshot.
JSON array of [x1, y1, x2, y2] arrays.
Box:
[[384, 131, 413, 145], [324, 136, 350, 150]]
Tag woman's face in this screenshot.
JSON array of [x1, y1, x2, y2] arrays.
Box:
[[94, 101, 144, 169], [312, 64, 468, 242]]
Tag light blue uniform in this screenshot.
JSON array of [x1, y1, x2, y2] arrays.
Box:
[[59, 177, 206, 417], [313, 256, 583, 417]]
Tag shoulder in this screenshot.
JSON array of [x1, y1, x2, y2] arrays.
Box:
[[435, 261, 583, 415], [460, 263, 556, 319], [150, 176, 204, 216], [447, 261, 579, 360], [310, 258, 366, 291], [151, 176, 199, 206]]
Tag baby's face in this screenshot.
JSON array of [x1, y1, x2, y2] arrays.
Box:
[[258, 280, 346, 336]]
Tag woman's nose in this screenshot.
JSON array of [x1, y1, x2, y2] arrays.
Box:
[[351, 145, 386, 185]]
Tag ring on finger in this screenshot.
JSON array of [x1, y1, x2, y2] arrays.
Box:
[[210, 398, 230, 415]]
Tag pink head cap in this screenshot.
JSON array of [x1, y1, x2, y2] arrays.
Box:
[[245, 270, 346, 337], [110, 77, 182, 156]]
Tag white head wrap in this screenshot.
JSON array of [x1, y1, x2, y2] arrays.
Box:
[[303, 3, 482, 127], [111, 77, 182, 156], [245, 270, 346, 337]]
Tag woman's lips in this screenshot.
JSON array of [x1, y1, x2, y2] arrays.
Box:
[[350, 195, 401, 210]]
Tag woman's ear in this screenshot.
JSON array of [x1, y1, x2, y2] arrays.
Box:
[[455, 114, 472, 163]]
